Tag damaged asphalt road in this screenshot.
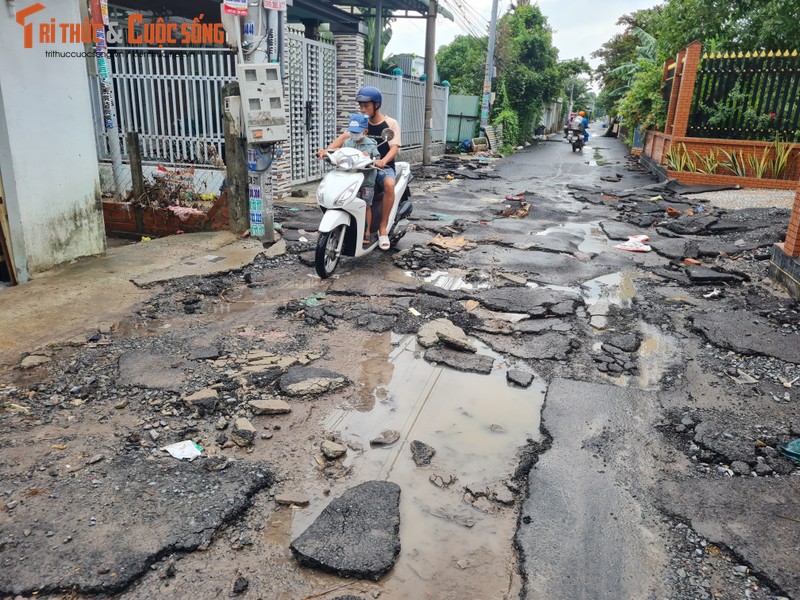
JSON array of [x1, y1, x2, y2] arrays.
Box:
[[1, 134, 798, 599]]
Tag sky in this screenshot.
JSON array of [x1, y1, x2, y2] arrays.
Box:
[[384, 0, 661, 70]]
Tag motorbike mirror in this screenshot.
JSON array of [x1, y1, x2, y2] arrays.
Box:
[[381, 129, 394, 142]]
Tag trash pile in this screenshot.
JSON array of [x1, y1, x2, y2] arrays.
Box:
[[128, 164, 219, 212]]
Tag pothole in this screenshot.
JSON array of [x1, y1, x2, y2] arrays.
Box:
[[285, 333, 544, 597]]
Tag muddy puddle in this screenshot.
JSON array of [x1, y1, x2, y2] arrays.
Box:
[[533, 221, 610, 255], [399, 269, 492, 292], [274, 334, 544, 599], [581, 271, 639, 306], [579, 271, 681, 388], [588, 147, 608, 167]]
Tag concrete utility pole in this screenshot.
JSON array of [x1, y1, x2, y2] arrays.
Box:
[[89, 0, 125, 199], [422, 0, 437, 165], [244, 2, 275, 242], [480, 0, 499, 130]]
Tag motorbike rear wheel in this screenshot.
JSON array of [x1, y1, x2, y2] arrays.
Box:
[[315, 224, 345, 279]]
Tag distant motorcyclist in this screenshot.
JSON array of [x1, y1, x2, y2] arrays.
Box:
[[578, 110, 589, 143]]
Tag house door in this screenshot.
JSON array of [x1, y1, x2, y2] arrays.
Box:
[[286, 30, 337, 184]]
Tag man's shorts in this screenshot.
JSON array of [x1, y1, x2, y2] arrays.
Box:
[[358, 186, 374, 206], [375, 165, 396, 187]]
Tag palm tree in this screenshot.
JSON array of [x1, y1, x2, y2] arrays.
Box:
[[363, 13, 394, 71], [607, 27, 657, 99]]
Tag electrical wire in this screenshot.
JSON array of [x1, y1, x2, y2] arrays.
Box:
[[251, 145, 275, 172], [440, 0, 486, 38]]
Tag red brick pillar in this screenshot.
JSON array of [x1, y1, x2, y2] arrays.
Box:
[[670, 41, 703, 138], [785, 181, 800, 257]]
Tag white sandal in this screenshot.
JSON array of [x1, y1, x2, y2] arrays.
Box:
[[378, 235, 390, 250]]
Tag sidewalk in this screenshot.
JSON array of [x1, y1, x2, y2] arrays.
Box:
[[0, 232, 263, 367]]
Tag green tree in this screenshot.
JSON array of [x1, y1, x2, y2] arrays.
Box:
[[656, 0, 800, 57], [592, 9, 662, 101], [616, 59, 666, 131], [362, 13, 394, 71], [494, 5, 562, 142], [436, 35, 487, 95]]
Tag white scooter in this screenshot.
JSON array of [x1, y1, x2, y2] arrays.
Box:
[[314, 131, 413, 279]]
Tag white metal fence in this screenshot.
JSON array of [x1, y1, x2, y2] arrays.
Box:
[[94, 47, 236, 165], [364, 71, 448, 148]]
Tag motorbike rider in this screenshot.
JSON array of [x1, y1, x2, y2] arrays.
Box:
[[318, 86, 401, 251], [579, 110, 590, 143]]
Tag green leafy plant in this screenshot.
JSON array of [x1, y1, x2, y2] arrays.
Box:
[[491, 82, 520, 147], [747, 146, 771, 178], [692, 149, 721, 174], [498, 143, 515, 156], [664, 142, 694, 171], [770, 135, 796, 179], [718, 148, 748, 177]]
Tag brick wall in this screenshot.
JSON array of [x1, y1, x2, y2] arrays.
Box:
[[643, 131, 800, 188], [667, 170, 798, 190], [786, 183, 800, 257]]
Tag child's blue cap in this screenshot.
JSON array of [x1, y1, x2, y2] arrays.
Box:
[[347, 113, 369, 132]]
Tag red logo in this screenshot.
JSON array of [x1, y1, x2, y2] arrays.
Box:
[[16, 3, 46, 48]]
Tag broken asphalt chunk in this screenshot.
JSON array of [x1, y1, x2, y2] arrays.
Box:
[[290, 481, 401, 580], [685, 266, 746, 285], [249, 399, 291, 415], [183, 388, 218, 416], [371, 430, 401, 446], [0, 457, 273, 596], [411, 440, 436, 466], [507, 369, 534, 388], [424, 346, 494, 374], [691, 311, 799, 364], [230, 418, 256, 447], [278, 366, 349, 397]]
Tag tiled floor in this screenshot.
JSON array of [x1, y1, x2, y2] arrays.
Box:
[[685, 188, 795, 210]]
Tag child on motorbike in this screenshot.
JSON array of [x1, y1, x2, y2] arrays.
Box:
[[342, 113, 381, 246]]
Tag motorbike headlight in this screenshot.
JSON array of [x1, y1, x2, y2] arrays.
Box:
[[334, 155, 356, 170], [334, 182, 359, 206]]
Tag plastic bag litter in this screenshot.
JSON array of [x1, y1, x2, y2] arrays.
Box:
[[303, 292, 326, 307], [614, 235, 651, 252], [778, 439, 800, 462], [162, 440, 203, 461]]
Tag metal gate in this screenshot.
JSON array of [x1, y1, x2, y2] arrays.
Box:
[[286, 29, 337, 183]]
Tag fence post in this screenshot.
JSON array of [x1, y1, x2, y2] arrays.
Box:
[[443, 83, 449, 144], [127, 132, 145, 203], [670, 41, 703, 138], [221, 82, 249, 234], [394, 73, 403, 132]]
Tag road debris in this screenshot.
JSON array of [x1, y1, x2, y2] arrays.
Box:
[[162, 440, 203, 460]]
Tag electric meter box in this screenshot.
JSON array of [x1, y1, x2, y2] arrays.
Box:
[[236, 63, 288, 143]]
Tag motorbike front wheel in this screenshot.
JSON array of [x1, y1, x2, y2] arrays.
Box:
[[315, 224, 345, 279]]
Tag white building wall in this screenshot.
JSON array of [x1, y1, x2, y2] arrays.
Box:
[[0, 1, 105, 281]]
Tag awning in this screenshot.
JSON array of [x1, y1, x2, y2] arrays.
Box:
[[312, 1, 453, 20]]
